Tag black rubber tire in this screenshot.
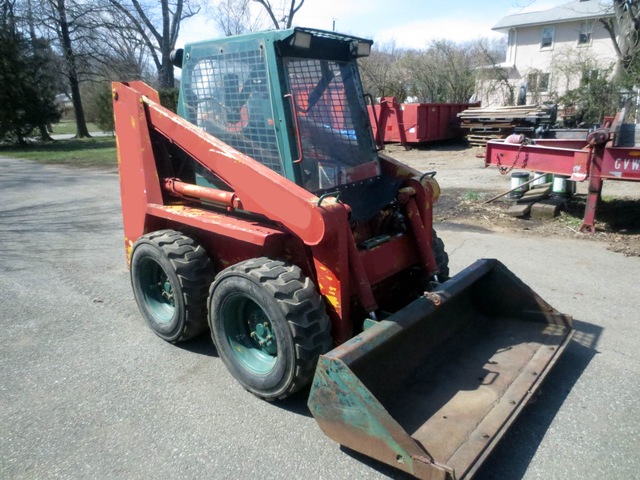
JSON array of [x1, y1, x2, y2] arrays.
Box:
[[208, 257, 332, 400], [130, 230, 214, 343], [432, 230, 450, 279]]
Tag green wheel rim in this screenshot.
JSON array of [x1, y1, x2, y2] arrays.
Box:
[[138, 257, 175, 323], [223, 294, 278, 374]]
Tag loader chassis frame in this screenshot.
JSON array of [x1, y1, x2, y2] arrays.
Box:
[[113, 80, 439, 344]]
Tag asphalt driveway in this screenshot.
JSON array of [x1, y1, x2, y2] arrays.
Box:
[[1, 156, 638, 479]]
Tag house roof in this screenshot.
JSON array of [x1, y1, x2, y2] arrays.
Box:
[[492, 0, 615, 31]]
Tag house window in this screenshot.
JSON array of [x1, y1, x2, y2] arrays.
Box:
[[578, 21, 592, 45], [541, 26, 554, 49], [581, 69, 599, 85], [528, 72, 551, 92]]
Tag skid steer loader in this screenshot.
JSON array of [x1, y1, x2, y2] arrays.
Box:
[[113, 27, 573, 480]]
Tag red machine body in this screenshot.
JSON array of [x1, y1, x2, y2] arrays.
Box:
[[113, 81, 440, 345], [112, 28, 574, 480]]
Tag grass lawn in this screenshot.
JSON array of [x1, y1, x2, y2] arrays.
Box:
[[0, 136, 117, 168], [50, 121, 102, 135]]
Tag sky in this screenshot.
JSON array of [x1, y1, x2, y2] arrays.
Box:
[[178, 0, 572, 48]]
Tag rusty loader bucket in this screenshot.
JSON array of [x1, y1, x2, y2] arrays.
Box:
[[308, 259, 573, 480]]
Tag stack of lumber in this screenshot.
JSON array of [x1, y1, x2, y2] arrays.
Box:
[[457, 104, 555, 147]]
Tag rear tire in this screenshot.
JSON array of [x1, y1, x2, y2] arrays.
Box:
[[130, 230, 214, 343], [209, 258, 332, 400]]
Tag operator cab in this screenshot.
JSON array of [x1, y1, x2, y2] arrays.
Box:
[[176, 28, 396, 221]]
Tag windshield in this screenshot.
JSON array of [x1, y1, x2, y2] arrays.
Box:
[[284, 58, 378, 192]]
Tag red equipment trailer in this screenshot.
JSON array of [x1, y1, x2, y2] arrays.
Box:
[[485, 112, 640, 233], [368, 97, 478, 145]]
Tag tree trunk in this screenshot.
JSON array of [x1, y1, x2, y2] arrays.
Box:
[[38, 124, 54, 141], [69, 72, 90, 137], [601, 1, 640, 78], [158, 1, 174, 89], [158, 54, 174, 89], [55, 0, 91, 138]]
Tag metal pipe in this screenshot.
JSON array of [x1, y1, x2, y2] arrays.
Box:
[[284, 94, 304, 164], [405, 196, 438, 276], [346, 234, 378, 313], [163, 178, 242, 210], [482, 173, 548, 204]]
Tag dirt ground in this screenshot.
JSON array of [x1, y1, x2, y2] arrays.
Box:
[[386, 142, 640, 257]]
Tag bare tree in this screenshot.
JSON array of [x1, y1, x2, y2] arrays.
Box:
[[550, 45, 606, 94], [401, 40, 476, 104], [471, 37, 514, 106], [433, 40, 476, 102], [40, 0, 94, 137], [359, 41, 408, 101], [208, 0, 265, 36], [17, 0, 149, 138], [600, 0, 640, 81], [105, 0, 201, 88], [360, 39, 495, 105], [252, 0, 303, 29], [94, 17, 152, 81]]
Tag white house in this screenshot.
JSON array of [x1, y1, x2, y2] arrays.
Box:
[[486, 0, 617, 106]]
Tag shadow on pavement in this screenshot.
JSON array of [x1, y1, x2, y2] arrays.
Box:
[[178, 334, 314, 418], [473, 318, 601, 479], [178, 332, 218, 357], [271, 387, 314, 418]]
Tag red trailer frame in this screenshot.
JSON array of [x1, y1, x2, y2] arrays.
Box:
[[485, 113, 639, 233]]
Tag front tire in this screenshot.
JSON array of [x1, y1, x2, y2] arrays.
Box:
[[432, 230, 449, 279], [208, 258, 332, 400], [130, 230, 214, 343]]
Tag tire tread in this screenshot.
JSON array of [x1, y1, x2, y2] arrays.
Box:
[[134, 230, 214, 342], [211, 257, 331, 399]]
